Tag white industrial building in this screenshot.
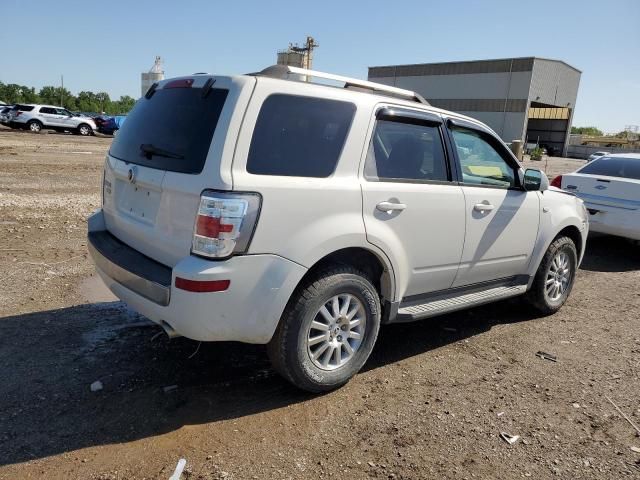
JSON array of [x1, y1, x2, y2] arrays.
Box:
[[368, 57, 581, 156]]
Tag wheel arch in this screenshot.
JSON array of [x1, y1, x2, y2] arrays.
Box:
[[527, 219, 586, 288], [555, 224, 583, 260], [295, 246, 396, 312]]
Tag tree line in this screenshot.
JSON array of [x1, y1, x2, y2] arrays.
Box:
[[0, 82, 136, 115], [571, 126, 603, 136]]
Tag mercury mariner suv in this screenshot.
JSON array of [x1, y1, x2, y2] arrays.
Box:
[[88, 66, 589, 392]]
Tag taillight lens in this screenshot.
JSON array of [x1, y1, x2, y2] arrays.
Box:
[[191, 191, 261, 259], [550, 175, 563, 188]]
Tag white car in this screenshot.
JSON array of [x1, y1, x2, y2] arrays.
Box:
[[587, 151, 609, 162], [87, 65, 588, 392], [8, 104, 96, 135], [552, 153, 640, 240]]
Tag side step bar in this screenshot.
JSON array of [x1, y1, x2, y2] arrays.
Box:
[[396, 285, 527, 322]]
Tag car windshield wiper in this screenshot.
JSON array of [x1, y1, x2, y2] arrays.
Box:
[[140, 143, 184, 160]]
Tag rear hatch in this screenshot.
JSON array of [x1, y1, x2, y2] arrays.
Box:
[[102, 75, 255, 267], [562, 163, 640, 212]]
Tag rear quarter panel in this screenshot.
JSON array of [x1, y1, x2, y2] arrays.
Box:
[[231, 79, 397, 292]]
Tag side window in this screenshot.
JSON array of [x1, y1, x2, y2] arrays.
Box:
[[56, 108, 71, 116], [365, 119, 449, 182], [247, 94, 356, 178], [451, 128, 516, 188], [40, 107, 55, 114]]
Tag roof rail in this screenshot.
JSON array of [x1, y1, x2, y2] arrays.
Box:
[[253, 65, 429, 105]]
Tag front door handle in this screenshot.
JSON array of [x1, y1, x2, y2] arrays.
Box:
[[473, 202, 495, 212], [376, 201, 407, 213]]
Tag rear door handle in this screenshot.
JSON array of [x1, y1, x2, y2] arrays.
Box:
[[376, 201, 407, 213], [473, 202, 494, 212]]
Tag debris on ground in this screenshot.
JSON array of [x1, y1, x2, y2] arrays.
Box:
[[631, 447, 640, 454], [605, 395, 640, 436], [535, 351, 557, 362], [90, 381, 103, 392], [169, 458, 186, 480], [500, 432, 520, 445], [163, 385, 178, 394]]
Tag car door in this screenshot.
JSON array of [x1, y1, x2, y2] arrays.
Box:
[[56, 108, 75, 129], [37, 107, 60, 126], [361, 107, 466, 299], [445, 118, 540, 287]]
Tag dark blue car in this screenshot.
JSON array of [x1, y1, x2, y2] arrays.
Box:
[[95, 115, 126, 135]]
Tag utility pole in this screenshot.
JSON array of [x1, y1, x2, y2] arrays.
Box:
[[60, 75, 64, 107]]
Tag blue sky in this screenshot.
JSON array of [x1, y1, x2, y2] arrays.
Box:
[[1, 0, 638, 132]]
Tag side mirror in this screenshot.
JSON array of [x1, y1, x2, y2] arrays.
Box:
[[523, 168, 549, 192]]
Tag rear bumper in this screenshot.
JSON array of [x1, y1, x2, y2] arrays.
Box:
[[587, 207, 640, 240], [87, 209, 308, 343]]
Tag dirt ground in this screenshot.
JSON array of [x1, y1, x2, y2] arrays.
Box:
[[0, 126, 639, 479]]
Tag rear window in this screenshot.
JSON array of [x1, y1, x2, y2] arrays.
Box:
[[109, 86, 228, 174], [579, 156, 640, 180], [247, 94, 356, 178]]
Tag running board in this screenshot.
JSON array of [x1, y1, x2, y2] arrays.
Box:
[[396, 285, 527, 322]]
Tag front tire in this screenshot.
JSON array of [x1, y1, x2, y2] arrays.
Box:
[[77, 124, 92, 136], [27, 120, 42, 133], [526, 236, 577, 314], [267, 266, 381, 392]]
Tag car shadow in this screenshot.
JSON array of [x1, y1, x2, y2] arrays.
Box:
[[579, 233, 640, 272], [0, 235, 630, 466], [0, 297, 536, 467]]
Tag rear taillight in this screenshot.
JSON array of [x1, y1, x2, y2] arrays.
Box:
[[15, 111, 23, 117], [191, 191, 261, 259], [550, 175, 563, 188]]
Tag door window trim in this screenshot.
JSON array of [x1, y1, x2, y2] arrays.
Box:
[[445, 117, 524, 190], [363, 106, 456, 185]]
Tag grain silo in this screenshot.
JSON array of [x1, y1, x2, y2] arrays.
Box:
[[141, 56, 164, 97], [276, 37, 318, 70]]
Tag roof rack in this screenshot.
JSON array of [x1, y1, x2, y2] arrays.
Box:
[[254, 65, 429, 105]]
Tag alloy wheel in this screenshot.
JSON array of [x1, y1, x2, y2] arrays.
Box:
[[545, 251, 572, 302], [307, 294, 366, 371]]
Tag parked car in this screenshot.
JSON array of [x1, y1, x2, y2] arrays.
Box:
[[0, 105, 14, 125], [9, 104, 97, 135], [94, 115, 126, 135], [551, 153, 640, 240], [587, 151, 610, 162], [88, 66, 589, 392]]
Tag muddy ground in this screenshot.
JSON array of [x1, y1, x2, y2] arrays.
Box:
[[0, 126, 639, 479]]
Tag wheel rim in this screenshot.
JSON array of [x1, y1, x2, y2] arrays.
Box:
[[80, 126, 89, 135], [30, 122, 40, 132], [545, 251, 572, 302], [307, 294, 366, 371]]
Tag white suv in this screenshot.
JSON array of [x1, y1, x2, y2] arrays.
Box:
[[88, 66, 589, 392], [9, 104, 96, 135]]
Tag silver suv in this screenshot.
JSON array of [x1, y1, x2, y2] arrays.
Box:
[[9, 104, 96, 135], [88, 66, 588, 392]]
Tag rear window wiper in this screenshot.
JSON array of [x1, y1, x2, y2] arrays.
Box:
[[140, 143, 184, 160]]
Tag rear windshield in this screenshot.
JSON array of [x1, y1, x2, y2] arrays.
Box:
[[580, 156, 640, 180], [109, 86, 228, 174]]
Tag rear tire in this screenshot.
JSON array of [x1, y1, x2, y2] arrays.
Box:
[[525, 236, 577, 315], [27, 120, 42, 133], [267, 266, 381, 393]]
